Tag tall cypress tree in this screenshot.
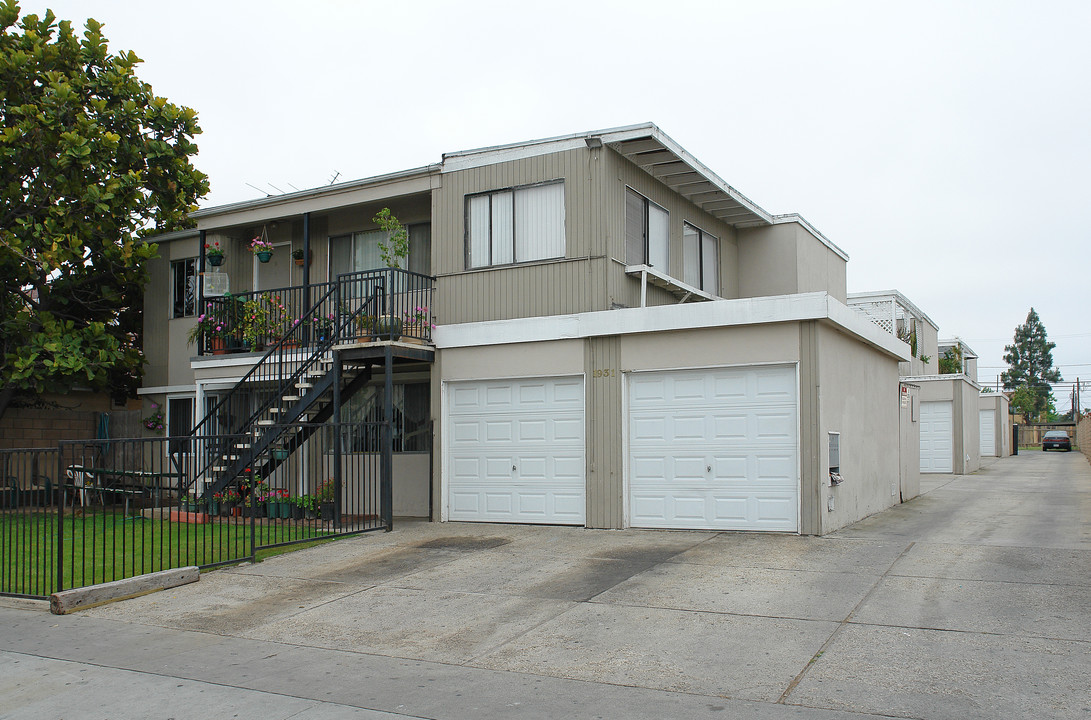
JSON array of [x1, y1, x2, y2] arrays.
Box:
[[1002, 308, 1062, 421]]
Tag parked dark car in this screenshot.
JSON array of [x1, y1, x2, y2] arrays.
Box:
[[1042, 430, 1071, 451]]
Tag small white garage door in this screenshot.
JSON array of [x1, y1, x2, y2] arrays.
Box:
[[628, 365, 798, 532], [920, 401, 954, 473], [979, 409, 996, 457], [446, 376, 585, 524]]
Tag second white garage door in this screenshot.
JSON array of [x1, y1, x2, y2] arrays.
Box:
[[920, 401, 954, 473], [445, 376, 585, 525], [628, 365, 799, 532]]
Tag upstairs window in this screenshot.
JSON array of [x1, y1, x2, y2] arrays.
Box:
[[330, 223, 431, 276], [171, 258, 197, 318], [683, 222, 719, 295], [466, 181, 565, 269], [625, 188, 669, 270]]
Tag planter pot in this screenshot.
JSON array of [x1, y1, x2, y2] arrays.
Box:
[[207, 254, 224, 267], [207, 500, 220, 516], [255, 250, 273, 263], [182, 501, 200, 513], [290, 504, 305, 520], [271, 448, 290, 461], [375, 315, 402, 341], [210, 337, 228, 355], [266, 501, 290, 519], [294, 258, 305, 266], [319, 503, 335, 521], [244, 504, 266, 518]]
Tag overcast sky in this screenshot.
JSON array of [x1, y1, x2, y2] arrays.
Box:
[[21, 0, 1091, 410]]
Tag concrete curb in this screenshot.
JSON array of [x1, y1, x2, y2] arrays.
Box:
[[50, 566, 200, 615]]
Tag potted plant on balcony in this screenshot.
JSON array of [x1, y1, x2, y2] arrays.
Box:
[[250, 234, 275, 263], [240, 293, 285, 351], [187, 312, 229, 353], [312, 313, 335, 343], [291, 248, 308, 266], [205, 240, 225, 266], [401, 306, 435, 344], [373, 208, 409, 269], [374, 314, 402, 341]]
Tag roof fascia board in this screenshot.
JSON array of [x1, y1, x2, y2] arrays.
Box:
[[144, 228, 200, 244], [634, 126, 773, 226], [939, 337, 979, 359], [440, 122, 657, 170], [435, 291, 909, 361], [195, 172, 439, 230], [191, 165, 439, 225], [902, 374, 983, 391], [772, 214, 849, 261]]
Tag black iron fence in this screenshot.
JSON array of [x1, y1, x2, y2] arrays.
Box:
[[1, 423, 386, 600]]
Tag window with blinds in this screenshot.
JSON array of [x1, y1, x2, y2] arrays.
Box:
[[683, 222, 719, 295], [625, 188, 669, 271], [466, 181, 565, 268]]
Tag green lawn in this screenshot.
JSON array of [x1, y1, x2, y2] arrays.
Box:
[[1, 509, 340, 598]]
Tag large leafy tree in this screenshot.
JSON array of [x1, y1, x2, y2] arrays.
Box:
[[0, 2, 208, 419], [1001, 308, 1062, 422]]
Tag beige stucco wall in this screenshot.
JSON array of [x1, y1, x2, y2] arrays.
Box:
[[899, 383, 921, 501], [816, 324, 901, 533], [737, 223, 847, 302], [978, 393, 1011, 457]]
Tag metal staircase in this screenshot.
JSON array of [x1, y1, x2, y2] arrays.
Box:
[[184, 276, 385, 504]]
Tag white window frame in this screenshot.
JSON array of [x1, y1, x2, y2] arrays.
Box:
[[465, 180, 566, 269], [625, 187, 669, 272], [683, 221, 719, 295]]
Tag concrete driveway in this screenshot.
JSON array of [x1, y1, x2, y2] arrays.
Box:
[[2, 451, 1090, 719]]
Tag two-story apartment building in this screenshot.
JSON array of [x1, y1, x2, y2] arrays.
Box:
[[141, 123, 911, 535]]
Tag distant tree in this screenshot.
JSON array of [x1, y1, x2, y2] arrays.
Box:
[[1001, 308, 1061, 422], [1010, 386, 1056, 423], [0, 3, 209, 420]]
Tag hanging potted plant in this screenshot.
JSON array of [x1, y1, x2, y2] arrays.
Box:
[[250, 232, 275, 263], [292, 248, 307, 266], [205, 240, 225, 266]]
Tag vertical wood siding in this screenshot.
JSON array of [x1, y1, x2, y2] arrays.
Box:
[[434, 148, 610, 323], [604, 152, 742, 308], [585, 336, 623, 528]]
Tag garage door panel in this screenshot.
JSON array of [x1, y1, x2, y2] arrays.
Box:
[[484, 385, 512, 408], [713, 414, 749, 440], [756, 412, 794, 439], [447, 376, 585, 525], [629, 365, 798, 532], [712, 375, 748, 399]]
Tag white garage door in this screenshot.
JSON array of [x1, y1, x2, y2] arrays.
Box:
[[446, 376, 585, 524], [920, 401, 954, 473], [628, 365, 798, 532], [979, 409, 996, 457]]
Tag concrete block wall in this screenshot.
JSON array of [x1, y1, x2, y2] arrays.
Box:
[[1077, 414, 1091, 457]]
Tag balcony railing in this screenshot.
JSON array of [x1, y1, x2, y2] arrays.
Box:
[[195, 268, 435, 357]]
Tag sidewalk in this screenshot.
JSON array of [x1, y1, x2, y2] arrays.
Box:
[[2, 452, 1089, 719]]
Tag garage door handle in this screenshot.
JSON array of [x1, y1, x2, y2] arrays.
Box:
[[512, 465, 516, 471], [707, 465, 711, 473]]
